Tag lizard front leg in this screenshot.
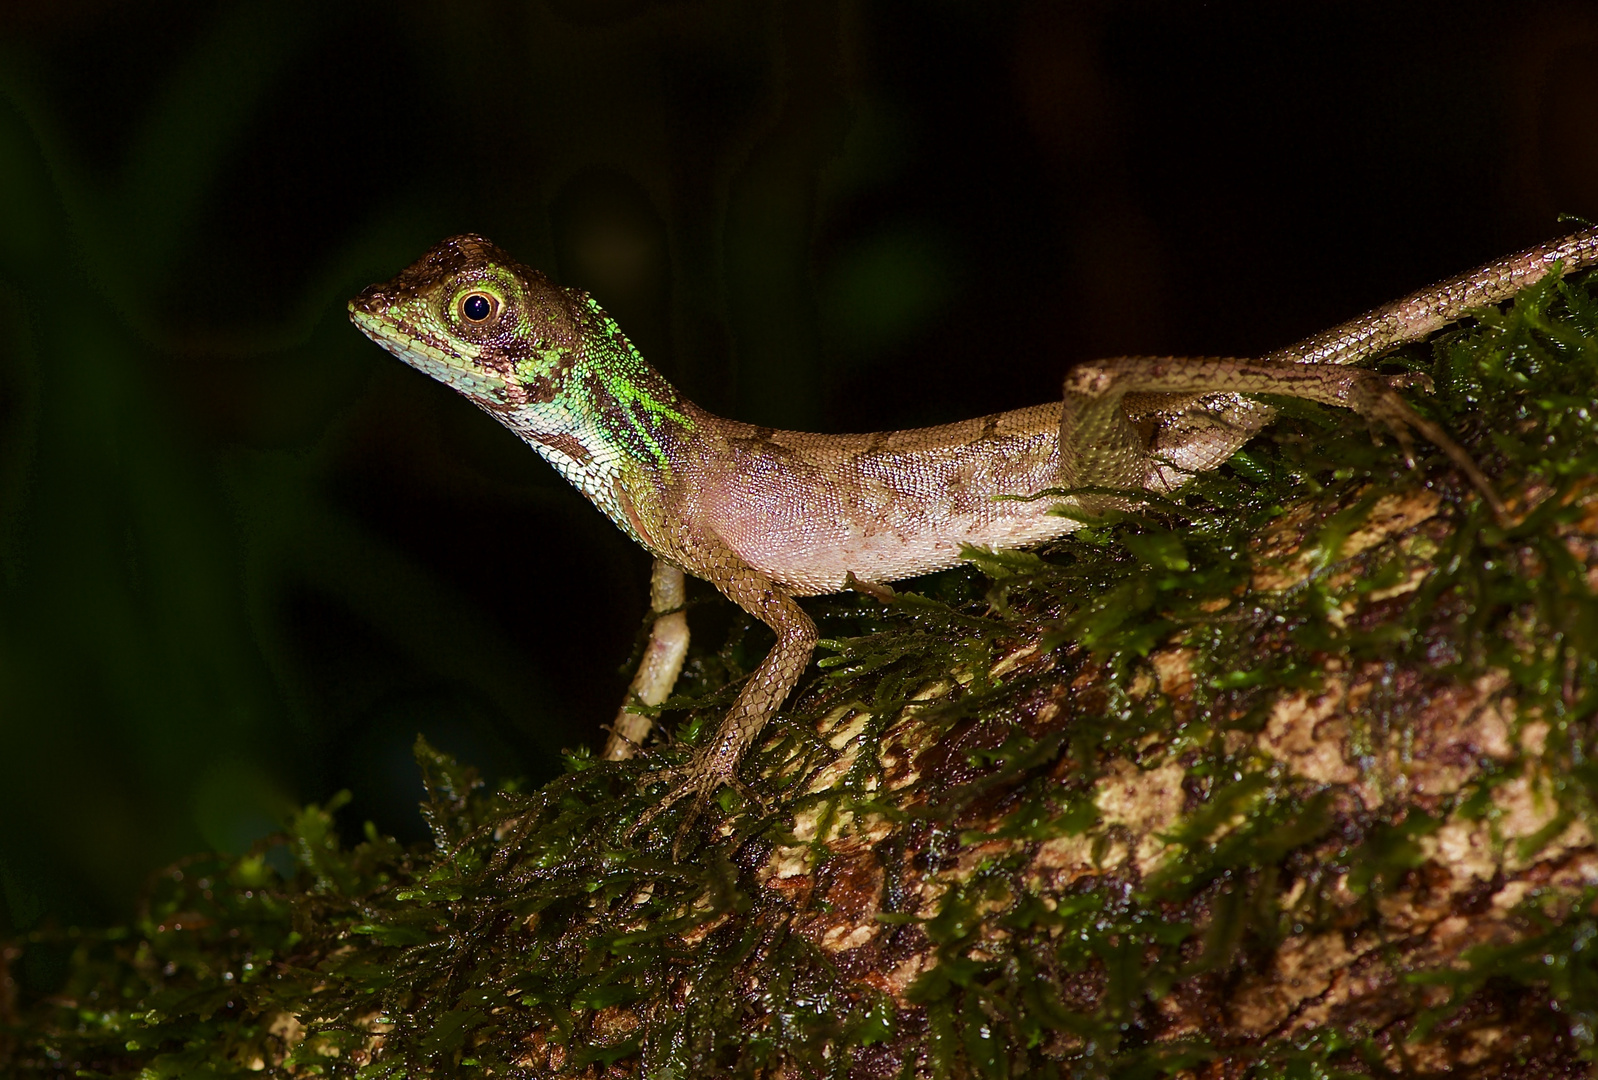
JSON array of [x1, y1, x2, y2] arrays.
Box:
[[603, 560, 690, 761], [1059, 357, 1507, 520], [630, 547, 818, 839]]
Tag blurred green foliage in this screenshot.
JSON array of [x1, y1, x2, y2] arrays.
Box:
[[0, 1, 605, 939]]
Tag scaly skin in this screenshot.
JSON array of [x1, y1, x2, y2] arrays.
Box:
[[350, 227, 1598, 832]]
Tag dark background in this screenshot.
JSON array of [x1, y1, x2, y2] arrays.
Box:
[[1, 0, 1595, 934]]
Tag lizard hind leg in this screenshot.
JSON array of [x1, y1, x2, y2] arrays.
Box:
[[1060, 356, 1508, 523]]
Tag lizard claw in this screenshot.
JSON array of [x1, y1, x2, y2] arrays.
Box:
[[625, 751, 770, 857], [1376, 373, 1434, 466], [1383, 371, 1435, 395], [1352, 371, 1511, 525]]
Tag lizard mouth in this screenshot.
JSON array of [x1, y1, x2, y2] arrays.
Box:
[[346, 285, 413, 345], [346, 291, 512, 405], [346, 290, 407, 345]]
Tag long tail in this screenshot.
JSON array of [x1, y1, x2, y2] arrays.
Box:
[[1268, 226, 1598, 366]]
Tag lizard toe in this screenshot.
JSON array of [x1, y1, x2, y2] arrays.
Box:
[[625, 752, 743, 845]]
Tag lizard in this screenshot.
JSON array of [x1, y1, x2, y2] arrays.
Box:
[[350, 226, 1598, 833]]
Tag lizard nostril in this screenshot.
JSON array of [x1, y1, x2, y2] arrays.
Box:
[[348, 285, 391, 315]]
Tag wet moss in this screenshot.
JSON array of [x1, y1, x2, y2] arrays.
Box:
[[5, 268, 1598, 1077]]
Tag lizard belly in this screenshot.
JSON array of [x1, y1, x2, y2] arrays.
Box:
[[745, 503, 1077, 595], [694, 419, 1072, 596]]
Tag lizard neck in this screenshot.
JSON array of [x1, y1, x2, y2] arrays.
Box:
[[495, 295, 697, 545]]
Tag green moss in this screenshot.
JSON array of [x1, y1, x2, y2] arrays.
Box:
[[6, 270, 1598, 1077]]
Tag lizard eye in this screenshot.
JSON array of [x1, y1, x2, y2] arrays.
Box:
[[460, 292, 495, 323]]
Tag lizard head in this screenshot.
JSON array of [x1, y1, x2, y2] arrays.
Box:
[[348, 234, 592, 410]]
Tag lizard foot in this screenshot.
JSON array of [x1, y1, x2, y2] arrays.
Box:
[[626, 751, 769, 857], [1354, 371, 1511, 525]]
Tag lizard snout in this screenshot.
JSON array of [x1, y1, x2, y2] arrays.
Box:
[[347, 284, 392, 318]]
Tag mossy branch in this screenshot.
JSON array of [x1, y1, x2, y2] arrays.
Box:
[[7, 271, 1598, 1078]]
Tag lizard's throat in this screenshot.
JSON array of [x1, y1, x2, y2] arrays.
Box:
[[494, 401, 663, 550], [496, 401, 617, 481]]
